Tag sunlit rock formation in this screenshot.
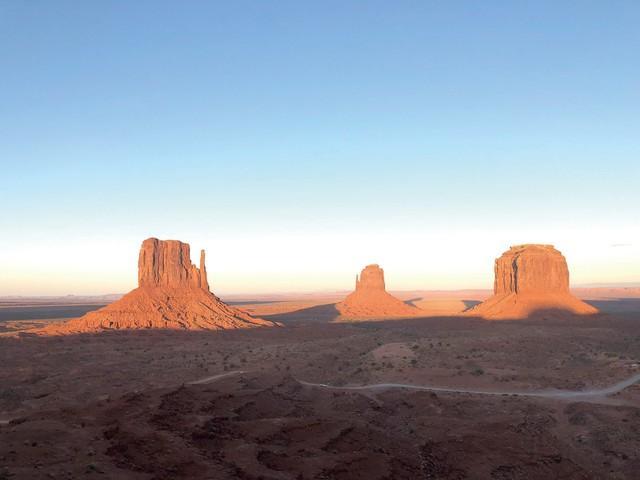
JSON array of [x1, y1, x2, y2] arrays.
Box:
[[43, 238, 278, 333], [468, 244, 598, 319], [137, 238, 210, 290], [336, 264, 421, 319]]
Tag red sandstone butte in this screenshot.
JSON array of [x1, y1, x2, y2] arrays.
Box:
[[43, 238, 278, 333], [468, 244, 598, 320], [336, 264, 421, 319]]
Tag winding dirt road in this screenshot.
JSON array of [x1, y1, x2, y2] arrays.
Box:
[[2, 371, 638, 426], [186, 370, 246, 385], [186, 369, 640, 403], [297, 372, 640, 403]]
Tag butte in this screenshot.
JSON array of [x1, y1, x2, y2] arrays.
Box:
[[43, 238, 279, 333], [468, 244, 598, 320], [336, 264, 421, 319]]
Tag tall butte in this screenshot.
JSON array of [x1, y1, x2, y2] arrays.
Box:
[[336, 264, 421, 319], [44, 238, 278, 333], [468, 244, 598, 320]]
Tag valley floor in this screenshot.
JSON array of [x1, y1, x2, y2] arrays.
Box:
[[1, 292, 640, 479]]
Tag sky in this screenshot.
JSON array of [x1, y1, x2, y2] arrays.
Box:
[[1, 1, 639, 296]]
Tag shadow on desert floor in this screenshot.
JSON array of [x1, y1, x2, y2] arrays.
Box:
[[0, 304, 107, 321], [224, 300, 287, 306], [263, 303, 341, 325], [403, 297, 422, 306], [402, 297, 481, 309], [262, 303, 613, 327], [2, 297, 637, 337], [461, 299, 482, 308], [583, 298, 640, 313]]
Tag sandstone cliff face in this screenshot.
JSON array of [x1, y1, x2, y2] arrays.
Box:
[[494, 245, 569, 296], [44, 238, 278, 334], [336, 264, 421, 319], [355, 264, 386, 292], [138, 238, 209, 290], [469, 244, 597, 320]]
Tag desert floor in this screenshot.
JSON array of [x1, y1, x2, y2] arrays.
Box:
[[1, 289, 640, 479]]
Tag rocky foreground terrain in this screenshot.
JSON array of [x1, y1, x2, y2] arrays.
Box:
[[1, 309, 640, 479]]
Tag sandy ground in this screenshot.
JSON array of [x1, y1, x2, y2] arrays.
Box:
[[1, 289, 640, 479]]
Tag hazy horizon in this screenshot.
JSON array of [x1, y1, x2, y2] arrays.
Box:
[[2, 2, 639, 295], [3, 281, 640, 300]]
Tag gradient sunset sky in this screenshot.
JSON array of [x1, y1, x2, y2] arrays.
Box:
[[1, 2, 639, 295]]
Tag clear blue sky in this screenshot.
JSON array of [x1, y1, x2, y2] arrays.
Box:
[[1, 1, 639, 295]]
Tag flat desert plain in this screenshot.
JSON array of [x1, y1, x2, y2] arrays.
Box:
[[1, 289, 640, 479]]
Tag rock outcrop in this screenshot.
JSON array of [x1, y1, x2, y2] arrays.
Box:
[[468, 244, 598, 319], [336, 264, 421, 319], [43, 238, 278, 333], [137, 238, 210, 290]]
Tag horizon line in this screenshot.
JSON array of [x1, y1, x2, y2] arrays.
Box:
[[2, 282, 640, 299]]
